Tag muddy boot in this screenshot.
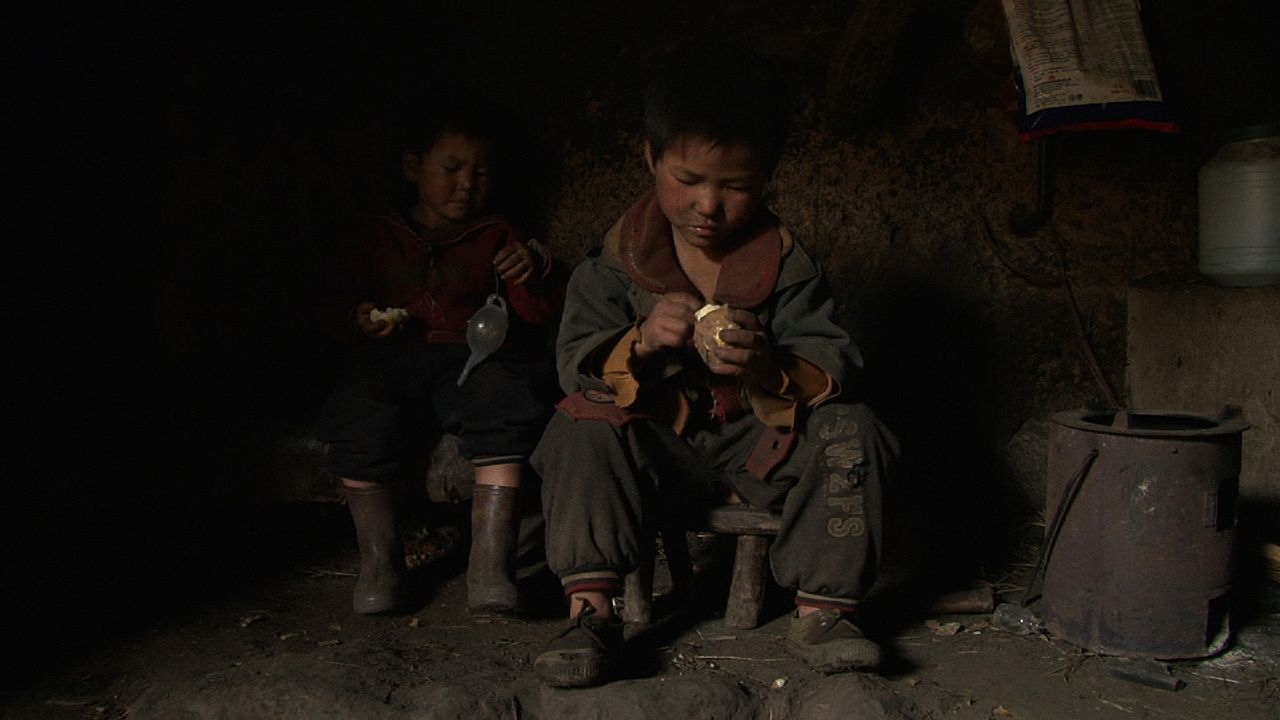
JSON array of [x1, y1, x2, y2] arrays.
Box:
[[467, 484, 521, 615], [534, 602, 623, 688], [343, 483, 405, 615], [786, 609, 882, 673]]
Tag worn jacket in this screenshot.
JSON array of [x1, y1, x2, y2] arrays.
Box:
[[556, 191, 861, 433], [321, 211, 566, 346]]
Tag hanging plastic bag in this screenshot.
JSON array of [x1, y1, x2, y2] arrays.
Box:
[[1000, 0, 1179, 141]]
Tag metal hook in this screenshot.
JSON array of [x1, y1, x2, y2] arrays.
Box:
[[1010, 135, 1058, 235]]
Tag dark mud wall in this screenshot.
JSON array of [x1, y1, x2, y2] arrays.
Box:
[[147, 0, 1277, 486], [9, 0, 1277, 687]]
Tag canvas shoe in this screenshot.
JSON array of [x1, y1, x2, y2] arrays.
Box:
[[534, 605, 623, 688], [786, 608, 882, 673]]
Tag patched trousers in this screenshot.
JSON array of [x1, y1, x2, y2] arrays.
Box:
[[530, 402, 899, 607]]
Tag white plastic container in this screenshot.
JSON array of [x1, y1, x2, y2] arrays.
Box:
[[1198, 123, 1280, 287]]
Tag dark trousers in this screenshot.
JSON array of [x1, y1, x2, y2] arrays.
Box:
[[531, 402, 898, 603], [318, 343, 556, 482]]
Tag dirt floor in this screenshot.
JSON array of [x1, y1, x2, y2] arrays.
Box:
[[4, 501, 1276, 720]]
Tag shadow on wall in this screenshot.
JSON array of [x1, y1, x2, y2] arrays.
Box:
[[855, 274, 1031, 598], [1237, 501, 1280, 604]]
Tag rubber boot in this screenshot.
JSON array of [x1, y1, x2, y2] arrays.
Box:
[[468, 484, 521, 614], [343, 483, 406, 615]]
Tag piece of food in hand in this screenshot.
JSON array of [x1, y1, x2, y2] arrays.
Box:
[[693, 303, 739, 365], [369, 307, 409, 325]]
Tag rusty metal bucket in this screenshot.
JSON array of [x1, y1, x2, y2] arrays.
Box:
[[1042, 408, 1249, 659]]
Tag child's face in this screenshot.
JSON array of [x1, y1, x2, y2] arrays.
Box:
[[402, 131, 495, 228], [646, 136, 769, 256]]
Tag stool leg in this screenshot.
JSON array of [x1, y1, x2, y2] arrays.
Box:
[[623, 555, 654, 624], [661, 528, 694, 602], [724, 535, 770, 629]]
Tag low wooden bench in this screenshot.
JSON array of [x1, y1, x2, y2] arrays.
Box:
[[623, 504, 782, 629], [255, 428, 472, 504]]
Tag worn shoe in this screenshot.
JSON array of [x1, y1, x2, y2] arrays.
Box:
[[786, 609, 882, 673], [534, 606, 623, 688]]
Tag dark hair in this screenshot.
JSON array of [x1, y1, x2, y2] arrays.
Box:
[[643, 42, 793, 172], [398, 88, 505, 156], [387, 88, 509, 213]]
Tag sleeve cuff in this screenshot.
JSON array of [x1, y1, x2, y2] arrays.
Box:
[[780, 353, 836, 406], [601, 326, 644, 408], [745, 371, 799, 429], [745, 354, 837, 429]]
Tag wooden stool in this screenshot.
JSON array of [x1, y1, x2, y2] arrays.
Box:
[[623, 504, 781, 629]]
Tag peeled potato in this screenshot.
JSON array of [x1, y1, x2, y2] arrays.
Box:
[[370, 307, 409, 324], [693, 303, 738, 365]]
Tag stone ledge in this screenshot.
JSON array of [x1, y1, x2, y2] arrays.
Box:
[[1127, 283, 1280, 507]]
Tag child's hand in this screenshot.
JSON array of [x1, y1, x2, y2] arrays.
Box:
[[495, 242, 541, 286], [636, 292, 702, 358], [354, 301, 398, 339], [709, 309, 783, 391]]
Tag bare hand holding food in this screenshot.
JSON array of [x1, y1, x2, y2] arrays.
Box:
[[703, 307, 783, 392], [356, 301, 405, 339]]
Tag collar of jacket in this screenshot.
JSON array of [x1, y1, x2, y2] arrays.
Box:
[[380, 210, 506, 247], [607, 191, 785, 309]]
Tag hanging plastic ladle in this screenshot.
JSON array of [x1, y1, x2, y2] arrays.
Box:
[[457, 293, 508, 386]]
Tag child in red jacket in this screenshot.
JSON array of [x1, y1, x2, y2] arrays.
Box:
[[318, 98, 566, 617]]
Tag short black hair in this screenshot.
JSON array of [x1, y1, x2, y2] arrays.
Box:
[[398, 87, 505, 156], [643, 42, 793, 172], [388, 87, 509, 213]]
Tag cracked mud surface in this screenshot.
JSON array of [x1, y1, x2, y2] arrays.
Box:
[[6, 502, 1276, 720]]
